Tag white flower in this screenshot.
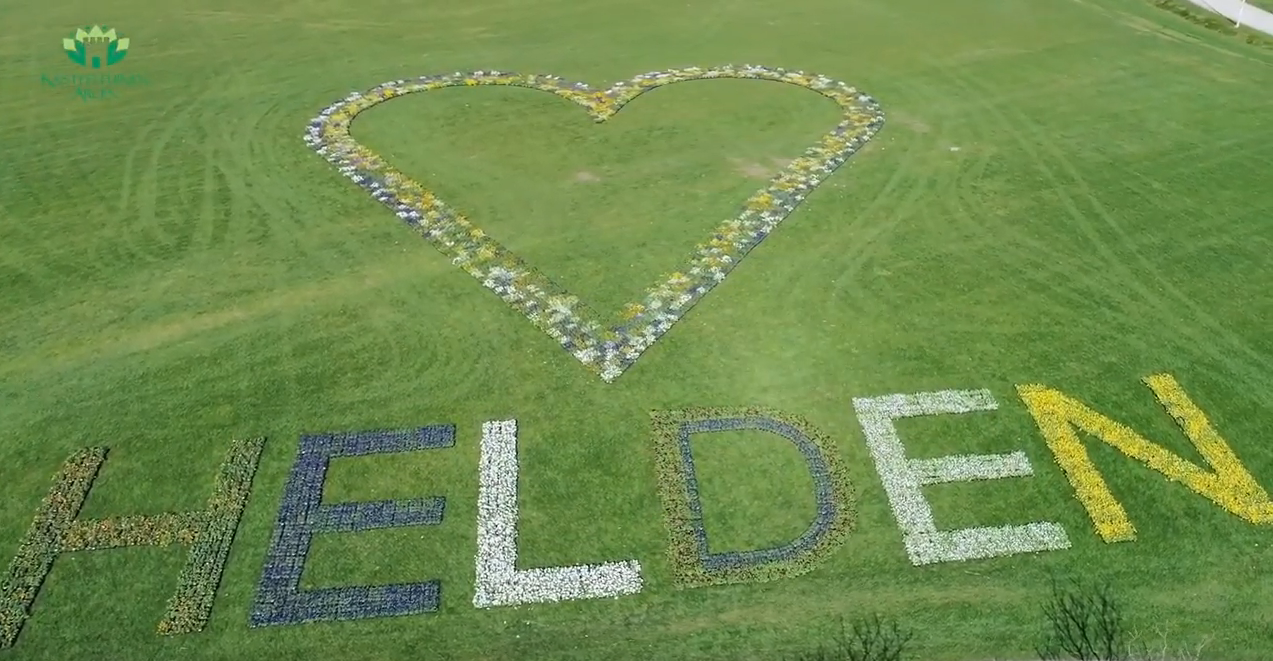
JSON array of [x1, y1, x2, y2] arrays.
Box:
[[600, 363, 623, 382], [473, 420, 643, 608], [853, 389, 1071, 565]]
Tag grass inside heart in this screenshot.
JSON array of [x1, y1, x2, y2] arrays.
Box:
[[351, 81, 843, 316], [306, 66, 885, 382]]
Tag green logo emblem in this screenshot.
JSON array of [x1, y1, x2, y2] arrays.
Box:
[[62, 26, 129, 68]]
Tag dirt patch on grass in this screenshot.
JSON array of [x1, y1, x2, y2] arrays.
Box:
[[730, 157, 797, 180], [572, 170, 601, 183], [730, 158, 774, 179], [890, 111, 932, 134]]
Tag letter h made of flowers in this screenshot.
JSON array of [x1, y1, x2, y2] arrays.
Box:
[[0, 439, 265, 649]]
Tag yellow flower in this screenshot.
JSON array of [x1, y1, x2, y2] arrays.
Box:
[[621, 302, 645, 319], [1017, 374, 1273, 544], [746, 193, 775, 210]]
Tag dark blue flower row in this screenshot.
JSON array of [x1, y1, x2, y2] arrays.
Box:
[[250, 426, 455, 627]]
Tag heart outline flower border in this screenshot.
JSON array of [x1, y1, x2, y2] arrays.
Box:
[[305, 65, 886, 382]]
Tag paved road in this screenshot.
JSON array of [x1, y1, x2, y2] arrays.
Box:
[[1181, 0, 1273, 36]]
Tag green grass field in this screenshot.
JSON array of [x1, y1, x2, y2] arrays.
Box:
[[2, 0, 1272, 659]]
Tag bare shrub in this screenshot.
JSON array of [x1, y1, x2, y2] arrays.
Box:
[[1124, 626, 1213, 661], [786, 615, 913, 661], [1036, 576, 1129, 661]]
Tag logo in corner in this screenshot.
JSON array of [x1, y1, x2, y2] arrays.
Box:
[[63, 26, 129, 68]]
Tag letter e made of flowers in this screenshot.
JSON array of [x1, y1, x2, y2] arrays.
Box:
[[249, 427, 454, 627], [852, 389, 1071, 566]]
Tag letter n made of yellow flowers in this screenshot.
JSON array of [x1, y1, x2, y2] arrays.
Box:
[[1016, 374, 1273, 543]]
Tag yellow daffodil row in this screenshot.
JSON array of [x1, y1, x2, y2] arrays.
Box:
[[1018, 374, 1273, 543]]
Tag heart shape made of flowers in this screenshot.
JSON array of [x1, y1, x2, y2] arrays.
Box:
[[305, 65, 885, 382]]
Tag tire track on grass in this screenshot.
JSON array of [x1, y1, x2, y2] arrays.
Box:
[[904, 70, 1006, 248], [941, 62, 1273, 392], [1156, 138, 1272, 181], [815, 121, 938, 315], [935, 62, 1139, 280], [983, 77, 1273, 387], [116, 93, 191, 219], [932, 62, 1171, 360], [1110, 153, 1264, 248], [886, 89, 1059, 344], [822, 77, 965, 279], [905, 73, 1111, 336], [203, 162, 235, 249], [171, 86, 272, 258], [121, 84, 226, 265], [163, 113, 211, 258], [189, 92, 275, 252], [858, 79, 990, 283], [824, 80, 1027, 349], [922, 66, 1129, 304], [837, 139, 932, 265], [195, 92, 284, 249], [215, 98, 335, 252]]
